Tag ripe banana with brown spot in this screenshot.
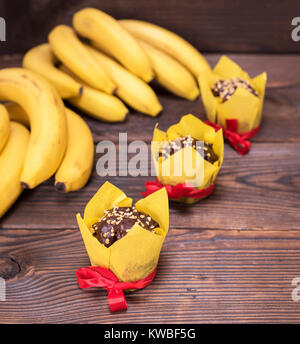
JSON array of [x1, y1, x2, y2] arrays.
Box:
[[73, 8, 154, 82], [85, 44, 162, 116], [48, 25, 115, 94], [0, 104, 10, 152], [119, 19, 210, 77], [0, 68, 67, 189], [59, 64, 128, 122], [23, 43, 83, 98], [0, 121, 30, 218], [55, 108, 94, 192], [138, 40, 199, 100]]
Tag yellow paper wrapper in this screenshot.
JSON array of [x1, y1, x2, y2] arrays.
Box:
[[198, 55, 267, 134], [151, 114, 224, 204], [77, 182, 169, 282]]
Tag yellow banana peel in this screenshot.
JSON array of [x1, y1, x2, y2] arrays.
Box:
[[0, 104, 10, 153]]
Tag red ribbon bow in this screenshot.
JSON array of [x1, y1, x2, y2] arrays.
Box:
[[141, 178, 215, 200], [76, 266, 157, 312], [205, 119, 260, 155]]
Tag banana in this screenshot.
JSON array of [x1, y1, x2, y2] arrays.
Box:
[[55, 108, 94, 192], [85, 44, 162, 116], [0, 68, 67, 189], [48, 25, 115, 94], [0, 104, 10, 152], [3, 104, 94, 192], [67, 87, 128, 122], [59, 64, 128, 122], [23, 43, 83, 98], [119, 20, 210, 78], [73, 8, 154, 82], [0, 121, 30, 218], [138, 40, 199, 101], [5, 102, 29, 127]]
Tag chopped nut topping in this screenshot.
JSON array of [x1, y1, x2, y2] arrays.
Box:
[[158, 135, 218, 164], [211, 77, 258, 103], [92, 206, 159, 248]]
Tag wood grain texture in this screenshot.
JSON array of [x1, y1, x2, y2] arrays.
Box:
[[1, 142, 300, 232], [1, 228, 300, 323], [81, 84, 300, 143], [0, 0, 299, 54]]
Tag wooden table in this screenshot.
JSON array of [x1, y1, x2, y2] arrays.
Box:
[[1, 53, 300, 324]]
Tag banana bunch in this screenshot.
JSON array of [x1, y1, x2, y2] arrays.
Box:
[[0, 7, 211, 217], [0, 68, 67, 189], [22, 8, 209, 121], [0, 68, 94, 218], [5, 103, 94, 193]]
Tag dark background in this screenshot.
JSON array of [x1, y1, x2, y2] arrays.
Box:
[[0, 0, 299, 55]]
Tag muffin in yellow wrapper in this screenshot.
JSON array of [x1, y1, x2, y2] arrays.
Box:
[[77, 181, 169, 282], [149, 114, 224, 204], [198, 55, 267, 134]]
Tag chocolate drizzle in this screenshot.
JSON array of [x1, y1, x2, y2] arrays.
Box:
[[92, 206, 159, 248], [158, 135, 218, 164], [211, 77, 258, 103]]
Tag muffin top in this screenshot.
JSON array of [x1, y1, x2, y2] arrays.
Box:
[[158, 135, 218, 165], [211, 77, 258, 103], [91, 206, 159, 248]]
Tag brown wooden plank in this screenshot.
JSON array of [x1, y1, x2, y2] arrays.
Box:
[[1, 228, 300, 323], [1, 0, 299, 54], [1, 142, 299, 231]]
